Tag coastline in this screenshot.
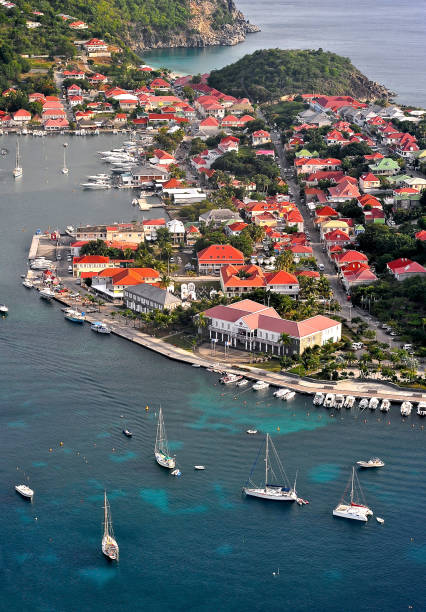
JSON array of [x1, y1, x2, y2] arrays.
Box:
[[49, 289, 425, 405]]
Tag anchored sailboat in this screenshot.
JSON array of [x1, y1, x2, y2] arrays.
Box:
[[62, 143, 69, 174], [13, 139, 23, 178], [243, 433, 298, 501], [333, 466, 373, 522], [154, 406, 176, 469], [102, 491, 119, 561]]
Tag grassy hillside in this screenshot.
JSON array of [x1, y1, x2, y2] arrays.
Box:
[[0, 0, 242, 88], [208, 48, 389, 101]]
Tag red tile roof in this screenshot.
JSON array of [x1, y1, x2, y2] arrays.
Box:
[[197, 244, 244, 264]]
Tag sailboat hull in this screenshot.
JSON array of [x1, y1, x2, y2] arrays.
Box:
[[102, 535, 119, 560], [333, 504, 372, 521], [155, 452, 175, 469], [243, 487, 297, 501]]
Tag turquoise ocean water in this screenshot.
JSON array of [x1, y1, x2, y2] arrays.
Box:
[[144, 0, 426, 106], [1, 136, 426, 610]]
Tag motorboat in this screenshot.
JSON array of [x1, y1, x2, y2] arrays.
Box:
[[122, 429, 132, 437], [91, 321, 111, 334], [359, 398, 369, 410], [376, 517, 384, 524], [313, 392, 324, 406], [243, 434, 299, 502], [39, 287, 55, 301], [171, 469, 182, 477], [324, 393, 335, 408], [252, 380, 269, 391], [335, 394, 345, 409], [22, 279, 33, 288], [246, 429, 258, 435], [333, 467, 373, 522], [236, 378, 248, 387], [369, 397, 379, 410], [102, 492, 119, 561], [194, 465, 205, 470], [81, 181, 111, 190], [417, 402, 426, 416], [64, 309, 85, 323], [87, 174, 110, 180], [154, 406, 176, 469], [380, 399, 391, 412], [15, 484, 34, 500], [274, 388, 290, 398], [400, 401, 412, 416], [0, 304, 9, 315], [357, 457, 385, 468], [220, 373, 242, 384], [282, 390, 295, 400], [344, 396, 356, 408]]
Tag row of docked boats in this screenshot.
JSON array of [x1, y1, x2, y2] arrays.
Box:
[[313, 392, 424, 416], [219, 373, 271, 392]]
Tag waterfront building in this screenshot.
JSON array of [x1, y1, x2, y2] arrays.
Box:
[[91, 267, 160, 300], [73, 255, 115, 278], [201, 299, 341, 356], [124, 284, 181, 313]]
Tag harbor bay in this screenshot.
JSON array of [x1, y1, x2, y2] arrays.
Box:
[[1, 135, 426, 610]]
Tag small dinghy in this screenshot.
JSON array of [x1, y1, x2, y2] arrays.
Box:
[[122, 429, 132, 437], [246, 429, 258, 435], [194, 465, 205, 470], [171, 469, 182, 477], [376, 517, 384, 524]]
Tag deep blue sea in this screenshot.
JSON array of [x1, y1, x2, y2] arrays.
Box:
[[144, 0, 426, 106], [1, 135, 426, 611]]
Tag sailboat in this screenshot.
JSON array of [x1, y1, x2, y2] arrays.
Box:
[[333, 466, 373, 522], [102, 491, 119, 561], [13, 139, 23, 178], [62, 143, 69, 174], [243, 433, 298, 501], [154, 406, 176, 469]]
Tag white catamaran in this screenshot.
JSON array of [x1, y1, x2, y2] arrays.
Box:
[[154, 406, 176, 469], [333, 467, 373, 522], [102, 491, 119, 561], [243, 433, 298, 502]]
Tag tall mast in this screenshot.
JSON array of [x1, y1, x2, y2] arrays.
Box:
[[16, 139, 19, 167], [63, 147, 66, 169], [265, 434, 269, 486], [350, 466, 354, 504], [104, 491, 109, 538]]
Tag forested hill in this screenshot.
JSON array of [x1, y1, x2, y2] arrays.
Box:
[[0, 0, 256, 88], [208, 48, 390, 101]]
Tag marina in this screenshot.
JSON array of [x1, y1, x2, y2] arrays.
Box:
[[1, 133, 425, 611]]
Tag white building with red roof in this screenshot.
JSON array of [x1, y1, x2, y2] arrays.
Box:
[[12, 109, 31, 123], [151, 149, 176, 166], [220, 265, 299, 297], [387, 258, 426, 281], [201, 299, 340, 355], [341, 264, 378, 291], [197, 244, 244, 274], [252, 130, 271, 146], [218, 135, 239, 154], [359, 172, 381, 193]]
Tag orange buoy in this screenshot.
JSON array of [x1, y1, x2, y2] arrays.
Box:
[[145, 405, 149, 411], [60, 441, 64, 446]]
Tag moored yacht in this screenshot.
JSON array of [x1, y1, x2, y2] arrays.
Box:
[[252, 380, 269, 391], [400, 401, 412, 416], [344, 396, 356, 408], [243, 433, 299, 502], [335, 394, 345, 409], [91, 321, 111, 334], [236, 378, 248, 387], [417, 402, 426, 416], [0, 304, 9, 315], [154, 406, 176, 469], [359, 398, 369, 410], [333, 467, 373, 522], [313, 392, 324, 406], [324, 393, 335, 408], [282, 390, 295, 400], [274, 388, 290, 398], [102, 491, 119, 561], [369, 397, 379, 410], [220, 373, 242, 384], [357, 457, 385, 468], [380, 399, 391, 412], [15, 484, 34, 500], [39, 287, 55, 301], [22, 279, 33, 288], [64, 308, 85, 323]]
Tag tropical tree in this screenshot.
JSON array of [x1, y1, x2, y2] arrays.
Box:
[[280, 332, 291, 355], [275, 251, 295, 272]]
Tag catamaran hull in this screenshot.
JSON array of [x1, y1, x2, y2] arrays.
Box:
[[333, 504, 372, 522], [243, 488, 297, 501], [333, 509, 368, 522]]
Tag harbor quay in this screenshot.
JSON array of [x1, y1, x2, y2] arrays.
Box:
[[27, 234, 426, 406]]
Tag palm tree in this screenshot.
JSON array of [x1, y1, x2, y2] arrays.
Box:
[[275, 251, 294, 272], [280, 332, 291, 355], [159, 273, 171, 289]]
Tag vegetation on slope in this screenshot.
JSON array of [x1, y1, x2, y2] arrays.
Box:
[[208, 48, 389, 102]]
